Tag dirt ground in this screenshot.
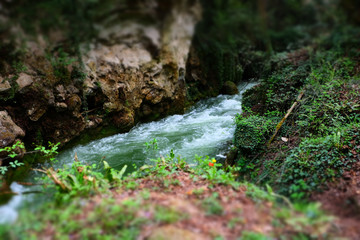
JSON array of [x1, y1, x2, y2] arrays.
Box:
[[114, 171, 276, 240], [312, 162, 360, 240]]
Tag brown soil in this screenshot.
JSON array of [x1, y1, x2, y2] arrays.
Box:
[[116, 171, 275, 240], [312, 162, 360, 240], [35, 169, 339, 240]]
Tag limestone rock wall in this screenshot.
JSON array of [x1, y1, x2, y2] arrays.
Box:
[[0, 0, 201, 150]]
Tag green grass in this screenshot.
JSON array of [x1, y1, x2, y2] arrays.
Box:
[[0, 150, 335, 239]]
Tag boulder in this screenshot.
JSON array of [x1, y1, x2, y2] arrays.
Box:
[[0, 111, 25, 148], [82, 0, 202, 129], [0, 78, 11, 93], [16, 73, 33, 91], [221, 81, 239, 95]]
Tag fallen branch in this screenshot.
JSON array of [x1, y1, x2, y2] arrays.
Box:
[[80, 107, 100, 115], [267, 90, 305, 147], [16, 181, 39, 186], [45, 168, 70, 192], [0, 191, 18, 196], [33, 168, 70, 192], [32, 168, 47, 173]]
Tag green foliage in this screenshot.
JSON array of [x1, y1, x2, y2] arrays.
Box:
[[233, 26, 360, 200], [2, 0, 111, 46], [237, 62, 360, 198], [0, 141, 61, 179], [3, 197, 147, 240], [296, 57, 360, 136], [245, 183, 275, 203], [0, 76, 18, 102], [134, 148, 188, 180], [264, 66, 308, 111], [190, 0, 323, 101], [322, 26, 360, 59], [144, 138, 159, 151], [103, 160, 127, 183], [34, 142, 60, 162], [240, 231, 270, 240], [42, 160, 128, 203], [234, 114, 277, 152], [245, 184, 333, 239], [154, 206, 186, 224], [275, 202, 334, 239], [0, 141, 25, 175], [242, 62, 310, 114], [188, 0, 260, 100], [2, 147, 336, 239], [47, 48, 77, 84], [193, 155, 240, 187], [12, 61, 27, 73], [280, 124, 359, 199]]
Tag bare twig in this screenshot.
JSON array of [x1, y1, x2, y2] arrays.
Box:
[[1, 150, 43, 162], [267, 90, 305, 147], [32, 168, 47, 173]]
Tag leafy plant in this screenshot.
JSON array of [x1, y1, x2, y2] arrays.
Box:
[[193, 155, 240, 187], [0, 141, 62, 177], [39, 159, 128, 203], [0, 141, 25, 174], [144, 138, 158, 151], [34, 142, 60, 162]]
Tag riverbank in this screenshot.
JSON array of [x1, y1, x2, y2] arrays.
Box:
[[0, 82, 254, 224], [0, 155, 338, 239], [232, 23, 360, 240]]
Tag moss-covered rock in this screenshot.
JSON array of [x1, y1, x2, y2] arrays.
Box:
[[221, 81, 239, 95], [234, 115, 277, 153]]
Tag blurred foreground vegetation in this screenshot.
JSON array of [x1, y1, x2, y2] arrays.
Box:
[[0, 152, 335, 239]]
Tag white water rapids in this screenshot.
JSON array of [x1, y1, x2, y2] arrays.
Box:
[[0, 82, 257, 224]]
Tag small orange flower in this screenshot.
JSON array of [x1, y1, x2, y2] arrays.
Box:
[[208, 162, 214, 167]]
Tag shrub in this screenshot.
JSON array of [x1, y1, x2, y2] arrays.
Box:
[[242, 63, 310, 114], [234, 114, 277, 152]]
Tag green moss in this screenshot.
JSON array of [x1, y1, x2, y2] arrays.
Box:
[[234, 114, 278, 152]]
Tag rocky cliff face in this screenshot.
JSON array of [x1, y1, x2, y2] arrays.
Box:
[[0, 0, 202, 150]]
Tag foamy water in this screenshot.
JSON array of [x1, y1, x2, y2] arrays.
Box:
[[0, 82, 257, 224]]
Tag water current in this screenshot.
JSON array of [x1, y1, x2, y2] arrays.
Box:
[[0, 82, 257, 224]]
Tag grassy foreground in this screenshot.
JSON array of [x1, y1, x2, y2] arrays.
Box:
[[0, 153, 338, 239]]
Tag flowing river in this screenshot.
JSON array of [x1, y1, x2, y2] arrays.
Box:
[[0, 82, 257, 224]]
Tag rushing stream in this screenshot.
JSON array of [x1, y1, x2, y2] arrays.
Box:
[[0, 82, 257, 224]]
